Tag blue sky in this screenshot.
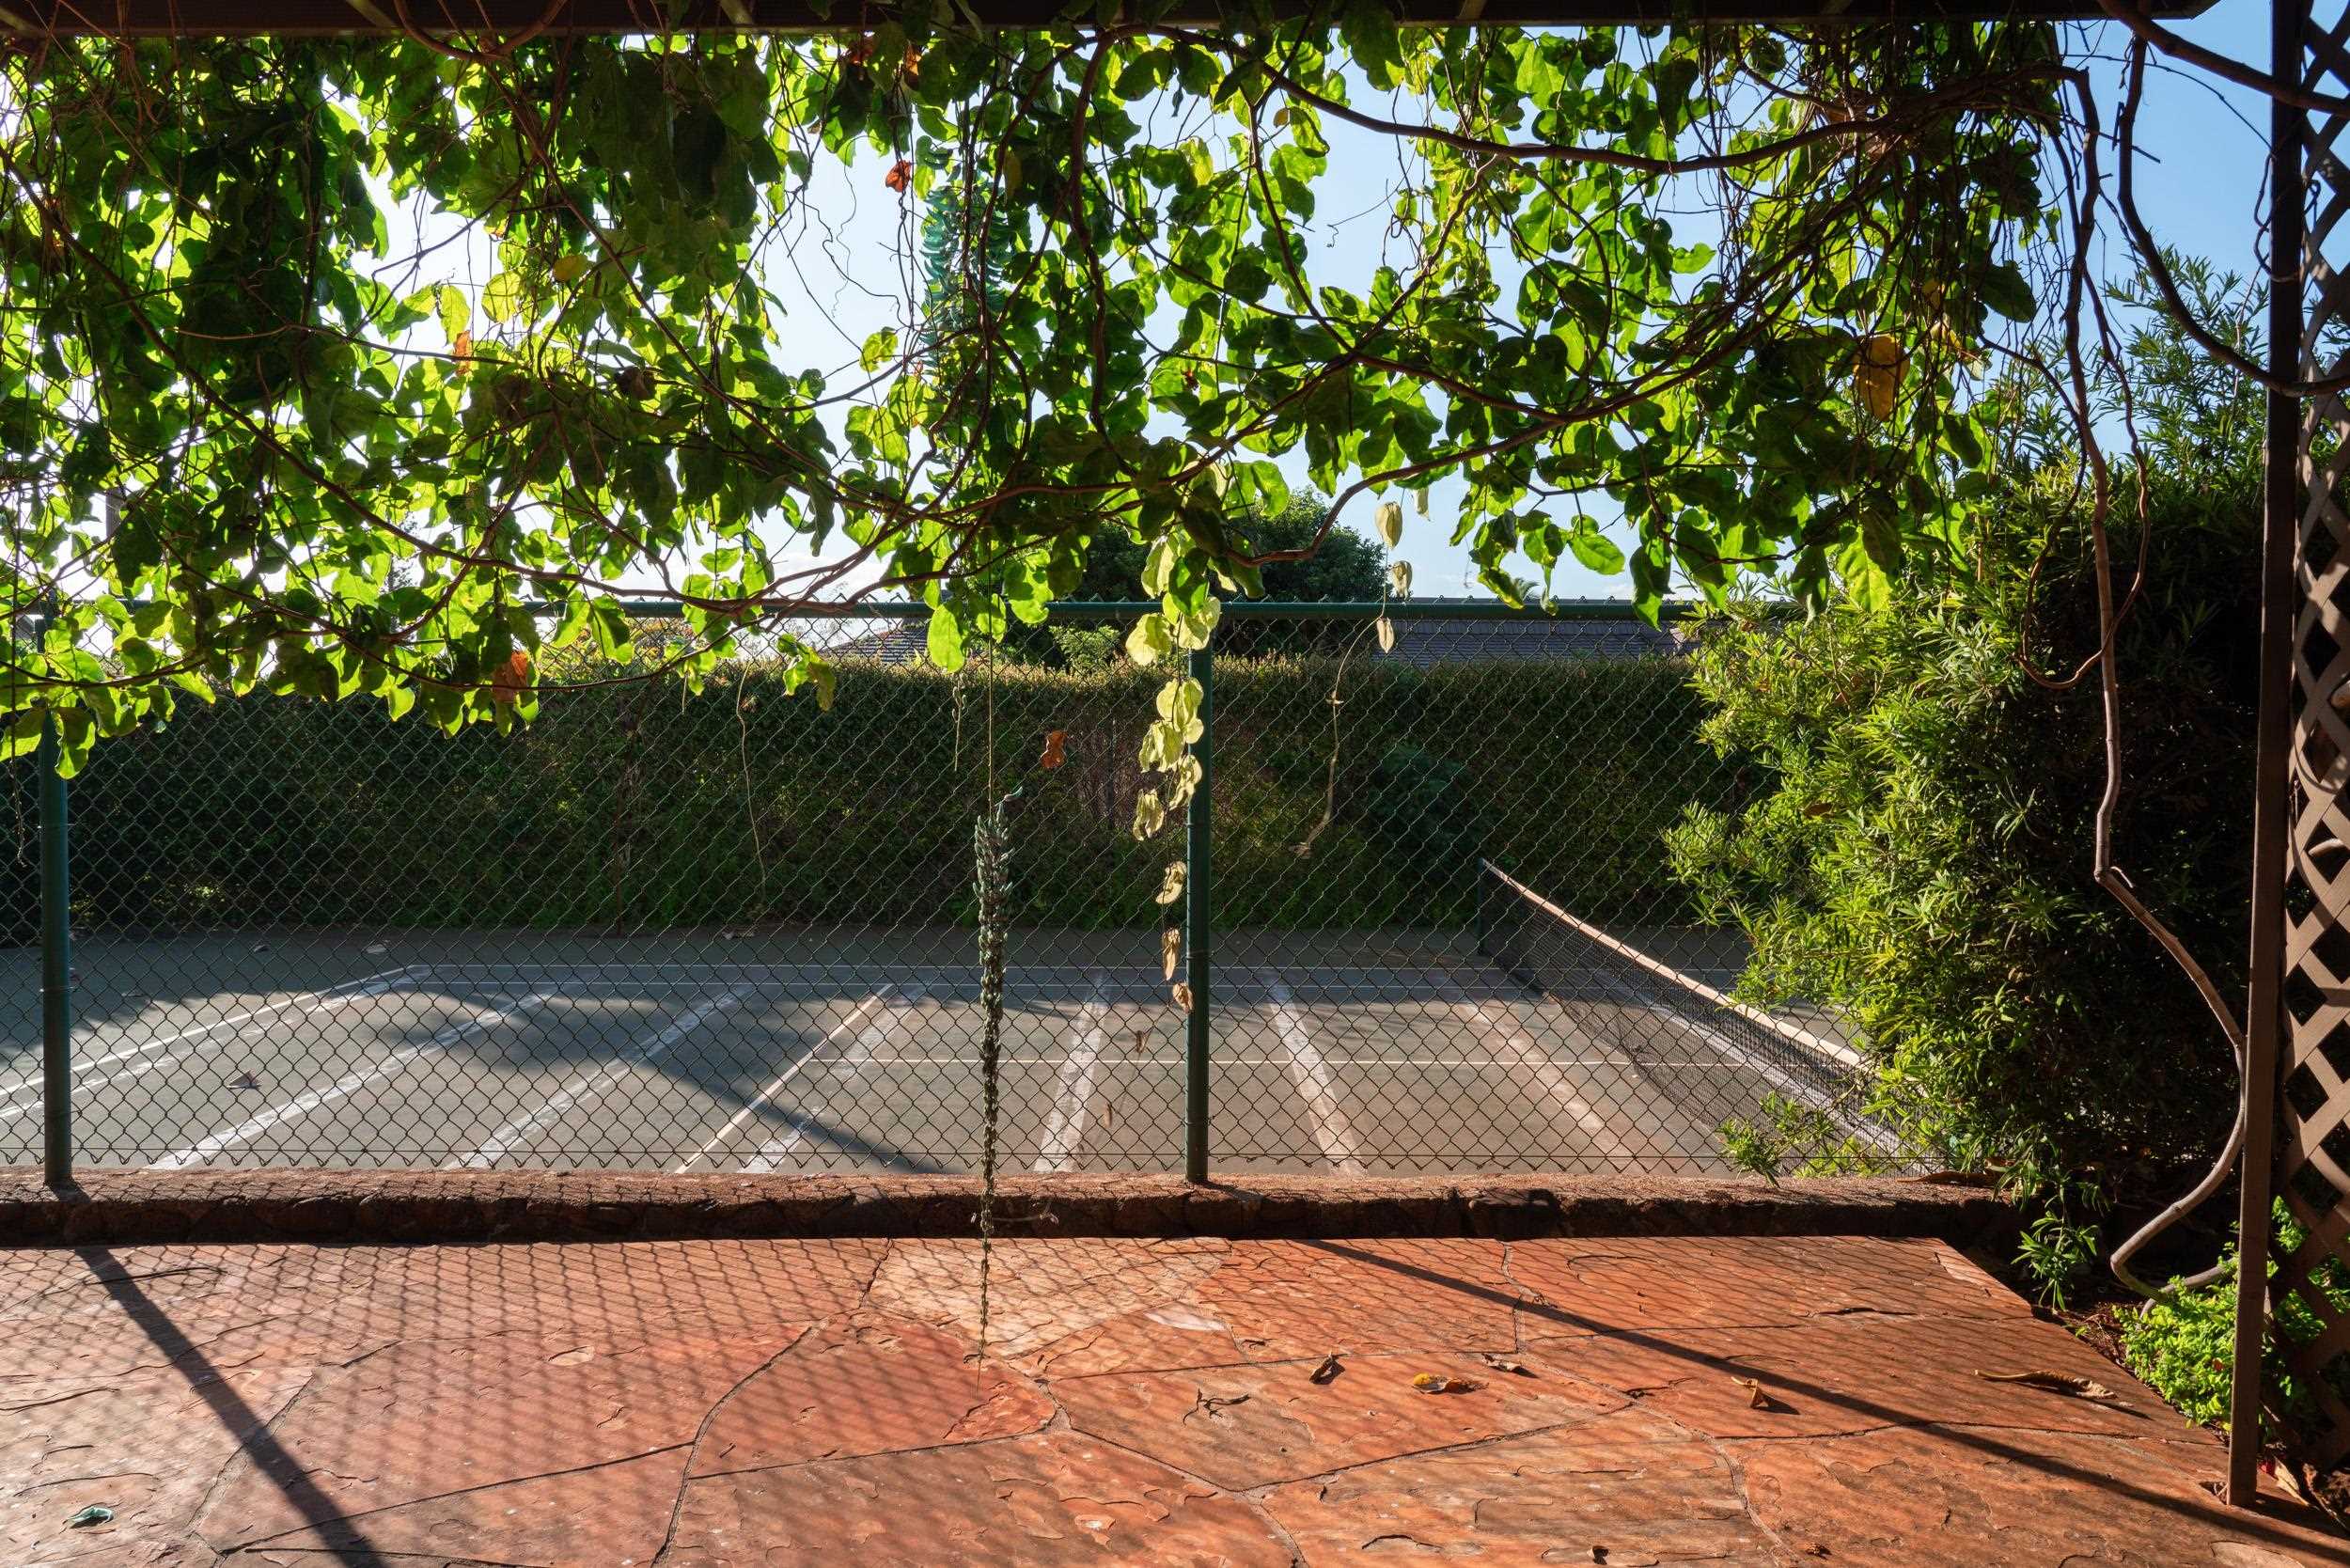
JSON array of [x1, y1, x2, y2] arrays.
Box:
[[682, 12, 2285, 605]]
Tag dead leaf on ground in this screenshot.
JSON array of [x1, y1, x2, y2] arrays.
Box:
[[1974, 1369, 2120, 1401], [1479, 1353, 1535, 1377], [1308, 1352, 1344, 1385], [1733, 1375, 1771, 1409], [1412, 1372, 1483, 1395]]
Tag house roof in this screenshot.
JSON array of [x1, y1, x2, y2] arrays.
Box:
[[825, 603, 1685, 668]]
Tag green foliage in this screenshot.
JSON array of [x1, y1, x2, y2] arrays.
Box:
[[1044, 624, 1124, 675], [0, 23, 2065, 766], [1007, 497, 1386, 665], [1073, 494, 1387, 604], [1358, 745, 1491, 877], [1668, 270, 2263, 1298], [1717, 1091, 1905, 1183], [2121, 1267, 2239, 1430], [2118, 1204, 2350, 1435], [42, 650, 1717, 935]]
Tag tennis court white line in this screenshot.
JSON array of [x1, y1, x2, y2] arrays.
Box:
[[0, 970, 424, 1129], [449, 989, 745, 1169], [1, 968, 418, 1104], [1033, 980, 1109, 1174], [1623, 983, 1896, 1150], [409, 963, 1465, 974], [738, 986, 923, 1173], [798, 1054, 1775, 1069], [1445, 986, 1639, 1161], [674, 988, 894, 1173], [1259, 972, 1364, 1173], [406, 966, 1488, 987], [151, 993, 550, 1169]]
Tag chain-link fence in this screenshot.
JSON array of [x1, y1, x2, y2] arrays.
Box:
[[2, 598, 1880, 1177]]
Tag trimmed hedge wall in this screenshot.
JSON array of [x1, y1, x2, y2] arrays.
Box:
[[21, 652, 1730, 935]]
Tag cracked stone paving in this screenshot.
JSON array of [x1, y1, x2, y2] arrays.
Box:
[[1, 1232, 2344, 1565]]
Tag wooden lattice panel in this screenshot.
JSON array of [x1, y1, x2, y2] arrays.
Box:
[[2275, 0, 2350, 1471]]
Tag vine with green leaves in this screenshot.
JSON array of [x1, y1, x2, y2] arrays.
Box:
[[1, 17, 2060, 771], [0, 8, 2307, 1306]]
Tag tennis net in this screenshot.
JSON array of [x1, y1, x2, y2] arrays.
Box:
[[1475, 858, 1886, 1137]]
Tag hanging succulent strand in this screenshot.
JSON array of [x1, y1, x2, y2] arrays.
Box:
[[970, 640, 1010, 1360]]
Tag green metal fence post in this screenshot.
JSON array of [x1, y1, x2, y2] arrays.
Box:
[[38, 703, 70, 1186], [1183, 641, 1214, 1184]]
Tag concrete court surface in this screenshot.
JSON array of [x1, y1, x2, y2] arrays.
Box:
[[0, 928, 1842, 1177], [3, 1231, 2345, 1566]]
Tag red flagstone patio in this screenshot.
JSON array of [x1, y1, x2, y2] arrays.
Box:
[[1, 1231, 2343, 1566]]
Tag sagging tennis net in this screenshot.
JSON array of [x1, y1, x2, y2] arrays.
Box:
[[1475, 859, 1878, 1123]]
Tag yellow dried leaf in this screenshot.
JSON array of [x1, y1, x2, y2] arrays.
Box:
[[1412, 1372, 1482, 1395], [1162, 926, 1182, 980], [1131, 789, 1167, 841], [1388, 561, 1412, 597], [1375, 617, 1395, 653], [1154, 861, 1186, 904], [1171, 981, 1193, 1011], [1853, 333, 1901, 421], [1374, 499, 1404, 548]]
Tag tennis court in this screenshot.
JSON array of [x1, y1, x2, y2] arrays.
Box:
[[3, 601, 1890, 1178], [0, 864, 1872, 1174]]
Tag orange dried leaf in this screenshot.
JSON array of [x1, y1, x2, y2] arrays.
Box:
[[489, 649, 531, 705], [885, 158, 913, 194], [1040, 729, 1067, 770]]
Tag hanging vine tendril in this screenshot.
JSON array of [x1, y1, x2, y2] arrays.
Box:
[[970, 778, 1013, 1360]]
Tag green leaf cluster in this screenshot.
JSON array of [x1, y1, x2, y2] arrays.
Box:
[[0, 21, 2061, 768]]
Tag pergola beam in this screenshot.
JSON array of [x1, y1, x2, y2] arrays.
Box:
[[0, 0, 2206, 36]]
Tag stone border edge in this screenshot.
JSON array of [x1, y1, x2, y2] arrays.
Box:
[[0, 1168, 2013, 1247]]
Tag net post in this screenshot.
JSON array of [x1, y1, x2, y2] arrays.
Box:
[[38, 698, 70, 1188], [1183, 641, 1214, 1184]]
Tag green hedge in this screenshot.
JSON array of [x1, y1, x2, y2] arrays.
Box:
[[27, 651, 1729, 934]]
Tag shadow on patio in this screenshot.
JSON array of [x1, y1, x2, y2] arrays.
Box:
[[1, 1227, 2343, 1564]]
